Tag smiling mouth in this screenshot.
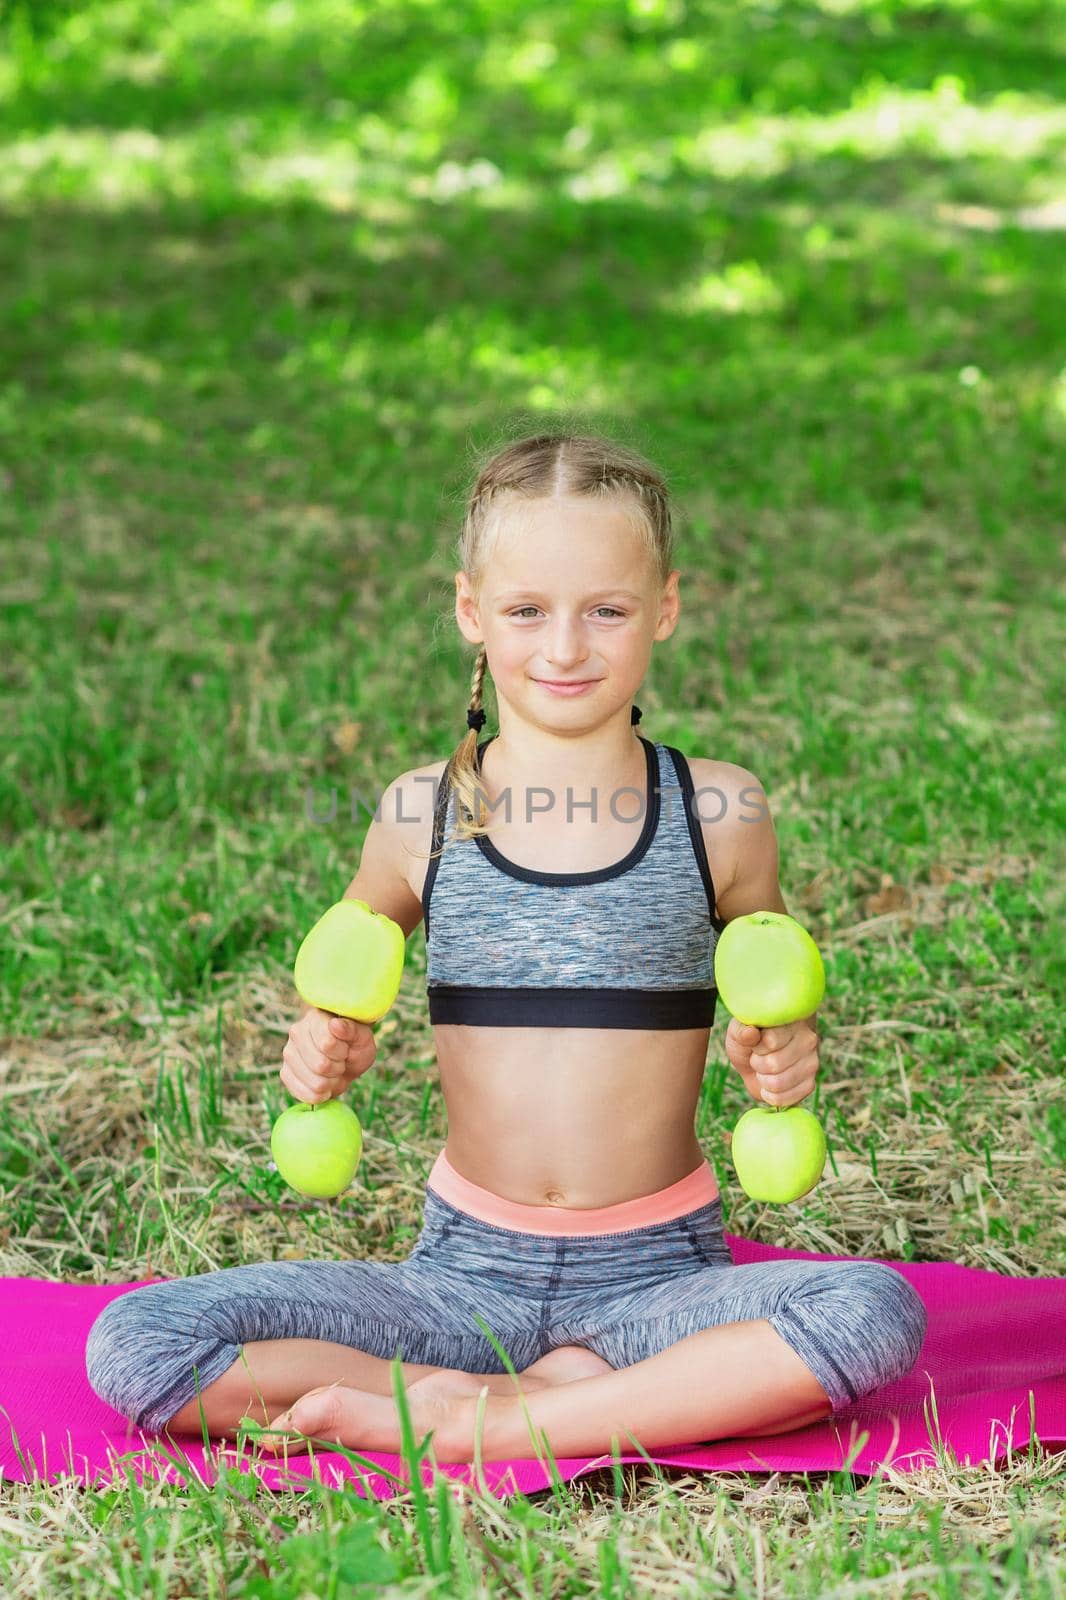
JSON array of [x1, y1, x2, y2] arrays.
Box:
[[535, 678, 602, 686]]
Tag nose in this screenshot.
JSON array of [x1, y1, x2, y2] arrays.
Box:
[[542, 615, 591, 671]]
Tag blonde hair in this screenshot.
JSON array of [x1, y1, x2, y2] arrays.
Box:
[[426, 428, 677, 859]]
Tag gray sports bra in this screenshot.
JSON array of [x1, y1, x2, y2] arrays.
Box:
[[420, 735, 726, 1030]]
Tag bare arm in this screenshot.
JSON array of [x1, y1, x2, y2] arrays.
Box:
[[704, 764, 820, 1102], [285, 768, 432, 1096], [338, 770, 430, 939]]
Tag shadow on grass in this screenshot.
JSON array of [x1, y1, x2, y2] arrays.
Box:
[[2, 0, 1064, 135]]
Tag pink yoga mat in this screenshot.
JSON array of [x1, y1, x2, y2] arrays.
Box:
[[3, 1233, 1064, 1500]]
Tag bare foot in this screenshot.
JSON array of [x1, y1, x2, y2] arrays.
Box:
[[405, 1344, 614, 1405], [257, 1347, 618, 1454], [259, 1382, 457, 1457], [403, 1369, 534, 1404]]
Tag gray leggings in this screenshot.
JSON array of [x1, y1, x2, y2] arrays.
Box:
[[85, 1184, 928, 1436]]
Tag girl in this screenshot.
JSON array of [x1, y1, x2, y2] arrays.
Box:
[[86, 434, 927, 1464]]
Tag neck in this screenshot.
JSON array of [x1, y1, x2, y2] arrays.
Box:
[[479, 714, 647, 806]]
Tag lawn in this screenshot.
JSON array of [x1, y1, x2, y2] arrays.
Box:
[[0, 0, 1064, 1593]]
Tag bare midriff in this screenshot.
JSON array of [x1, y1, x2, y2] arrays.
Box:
[[407, 748, 728, 1219], [431, 1022, 715, 1215]]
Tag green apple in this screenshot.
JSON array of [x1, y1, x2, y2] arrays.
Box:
[[716, 911, 829, 1203], [294, 898, 405, 1022], [730, 1104, 827, 1203], [270, 1099, 363, 1198], [714, 911, 825, 1027]]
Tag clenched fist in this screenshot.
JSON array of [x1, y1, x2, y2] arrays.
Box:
[[725, 1013, 820, 1109], [281, 1007, 377, 1105]]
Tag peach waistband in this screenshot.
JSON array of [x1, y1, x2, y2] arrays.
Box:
[[426, 1148, 719, 1237]]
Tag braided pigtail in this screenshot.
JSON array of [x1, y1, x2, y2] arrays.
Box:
[[446, 643, 491, 844]]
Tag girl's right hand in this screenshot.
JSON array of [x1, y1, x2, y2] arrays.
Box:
[[281, 1007, 377, 1104], [725, 1015, 767, 1103]]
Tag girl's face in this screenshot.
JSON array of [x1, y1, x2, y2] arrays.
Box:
[[455, 496, 680, 728]]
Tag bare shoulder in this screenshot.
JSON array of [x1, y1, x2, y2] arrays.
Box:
[[686, 758, 770, 827], [378, 757, 449, 851], [384, 757, 450, 812], [343, 758, 451, 938], [384, 757, 452, 892], [685, 757, 779, 920]]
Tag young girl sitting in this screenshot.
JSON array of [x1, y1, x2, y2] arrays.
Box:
[[86, 433, 927, 1464]]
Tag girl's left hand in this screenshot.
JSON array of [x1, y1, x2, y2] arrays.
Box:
[[726, 1015, 820, 1107]]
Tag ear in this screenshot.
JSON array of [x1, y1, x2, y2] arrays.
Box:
[[654, 569, 681, 640], [454, 571, 484, 645]]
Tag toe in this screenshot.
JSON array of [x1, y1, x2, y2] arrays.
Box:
[[261, 1386, 343, 1451], [290, 1389, 344, 1438]]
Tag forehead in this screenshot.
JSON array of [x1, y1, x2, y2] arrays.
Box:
[[485, 497, 650, 591]]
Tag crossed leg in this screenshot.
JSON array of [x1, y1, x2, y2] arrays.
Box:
[[97, 1227, 920, 1459], [255, 1254, 929, 1463], [258, 1317, 834, 1462], [165, 1338, 611, 1437], [86, 1254, 579, 1441]]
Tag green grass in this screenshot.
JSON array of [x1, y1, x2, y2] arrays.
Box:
[[1, 0, 1064, 1592]]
